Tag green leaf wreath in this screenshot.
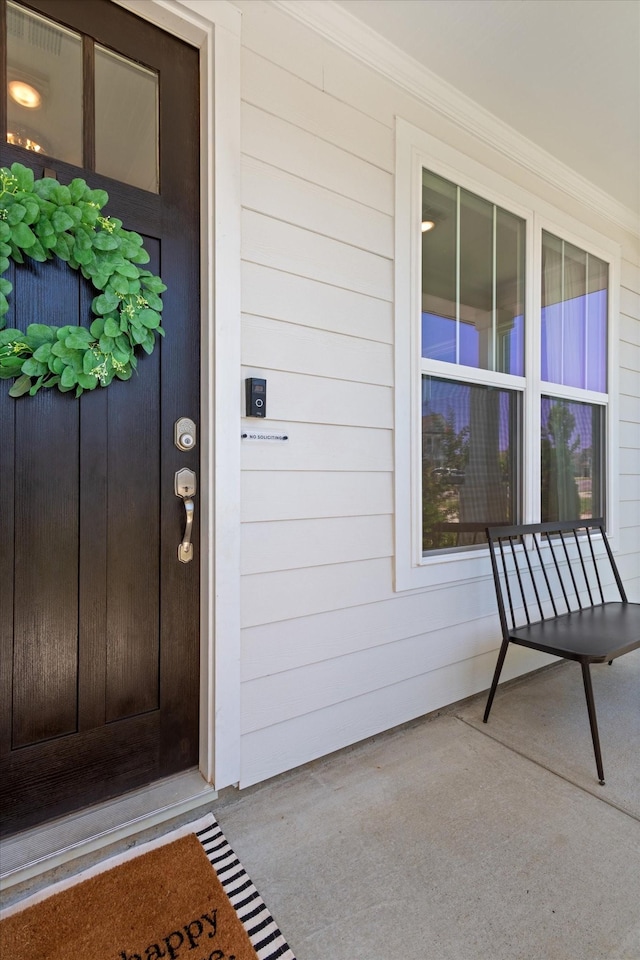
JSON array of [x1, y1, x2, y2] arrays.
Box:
[[0, 161, 166, 398]]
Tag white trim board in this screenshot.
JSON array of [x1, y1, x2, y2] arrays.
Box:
[[105, 0, 243, 788], [273, 0, 639, 239]]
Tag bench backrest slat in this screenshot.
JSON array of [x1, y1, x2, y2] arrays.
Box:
[[573, 528, 595, 606], [532, 532, 559, 619], [585, 526, 605, 604], [486, 519, 624, 636]]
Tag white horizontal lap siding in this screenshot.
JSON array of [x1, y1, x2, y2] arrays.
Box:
[[234, 0, 326, 89], [618, 524, 640, 557], [242, 317, 392, 386], [621, 259, 640, 296], [242, 263, 392, 343], [239, 26, 401, 790], [241, 515, 392, 575], [242, 49, 393, 171], [621, 285, 640, 325], [619, 394, 640, 426], [619, 446, 640, 479], [617, 258, 640, 599], [241, 578, 500, 682], [241, 422, 392, 472], [241, 611, 502, 733], [620, 420, 640, 450], [241, 558, 396, 630], [235, 0, 640, 788], [241, 470, 392, 523], [618, 265, 640, 507], [616, 500, 640, 528], [620, 474, 640, 502], [619, 368, 640, 401], [242, 155, 393, 258], [242, 105, 394, 215], [242, 210, 392, 301], [619, 343, 640, 379], [239, 643, 553, 788]]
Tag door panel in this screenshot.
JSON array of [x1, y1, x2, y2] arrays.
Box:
[[0, 0, 200, 836]]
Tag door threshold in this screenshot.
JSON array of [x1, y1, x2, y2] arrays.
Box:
[[1, 770, 217, 892]]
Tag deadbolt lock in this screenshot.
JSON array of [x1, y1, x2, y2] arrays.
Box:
[[174, 417, 196, 451]]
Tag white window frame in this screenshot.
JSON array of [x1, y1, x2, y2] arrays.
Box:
[[394, 118, 621, 592]]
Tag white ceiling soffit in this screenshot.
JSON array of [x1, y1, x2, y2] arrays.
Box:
[[274, 0, 640, 236]]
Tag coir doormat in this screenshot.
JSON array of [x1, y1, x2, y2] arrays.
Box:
[[0, 814, 296, 960]]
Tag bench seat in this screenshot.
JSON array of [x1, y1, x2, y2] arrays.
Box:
[[508, 603, 640, 663]]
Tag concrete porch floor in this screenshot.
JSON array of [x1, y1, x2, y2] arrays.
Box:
[[3, 652, 640, 959]]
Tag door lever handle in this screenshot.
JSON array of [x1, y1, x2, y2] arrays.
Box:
[[175, 468, 196, 563], [179, 498, 194, 563]]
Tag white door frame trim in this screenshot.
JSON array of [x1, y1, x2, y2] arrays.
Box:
[[115, 0, 243, 790]]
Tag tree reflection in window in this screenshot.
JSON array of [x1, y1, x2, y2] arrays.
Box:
[[541, 397, 604, 522], [422, 377, 519, 551]]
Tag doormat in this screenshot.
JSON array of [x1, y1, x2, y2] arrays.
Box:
[[0, 814, 296, 960]]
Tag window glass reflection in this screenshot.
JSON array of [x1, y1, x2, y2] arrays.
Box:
[[421, 169, 525, 375], [541, 397, 604, 522], [6, 1, 82, 165], [95, 46, 158, 192], [541, 231, 607, 392], [421, 377, 520, 552]]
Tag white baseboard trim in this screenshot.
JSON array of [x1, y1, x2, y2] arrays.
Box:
[[0, 770, 217, 891]]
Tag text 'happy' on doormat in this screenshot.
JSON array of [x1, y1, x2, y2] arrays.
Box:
[[0, 813, 296, 960]]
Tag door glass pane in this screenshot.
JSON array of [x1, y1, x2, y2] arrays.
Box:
[[6, 1, 82, 164], [421, 168, 525, 375], [421, 376, 520, 552], [541, 231, 608, 392], [95, 46, 158, 193], [541, 397, 604, 522]]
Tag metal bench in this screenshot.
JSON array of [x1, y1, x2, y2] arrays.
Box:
[[484, 519, 640, 784]]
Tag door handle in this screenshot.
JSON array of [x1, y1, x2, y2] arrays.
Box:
[[175, 468, 196, 563]]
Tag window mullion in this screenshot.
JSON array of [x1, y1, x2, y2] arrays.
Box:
[[525, 214, 542, 524], [585, 254, 590, 389], [560, 239, 565, 386]]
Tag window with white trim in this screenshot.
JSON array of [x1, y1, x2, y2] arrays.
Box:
[[394, 121, 619, 589]]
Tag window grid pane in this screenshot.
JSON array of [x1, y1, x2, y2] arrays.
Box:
[[540, 397, 605, 522], [541, 231, 608, 392], [421, 168, 525, 376], [422, 377, 520, 552]]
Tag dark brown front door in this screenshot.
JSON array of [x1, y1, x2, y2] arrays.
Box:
[[0, 0, 200, 836]]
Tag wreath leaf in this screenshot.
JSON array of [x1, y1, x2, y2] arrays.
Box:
[[9, 373, 32, 397], [0, 162, 166, 398]]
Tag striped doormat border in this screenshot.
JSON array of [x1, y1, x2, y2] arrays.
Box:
[[196, 817, 296, 960]]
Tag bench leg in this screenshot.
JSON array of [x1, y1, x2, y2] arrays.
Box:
[[581, 662, 605, 786], [483, 639, 510, 723]]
